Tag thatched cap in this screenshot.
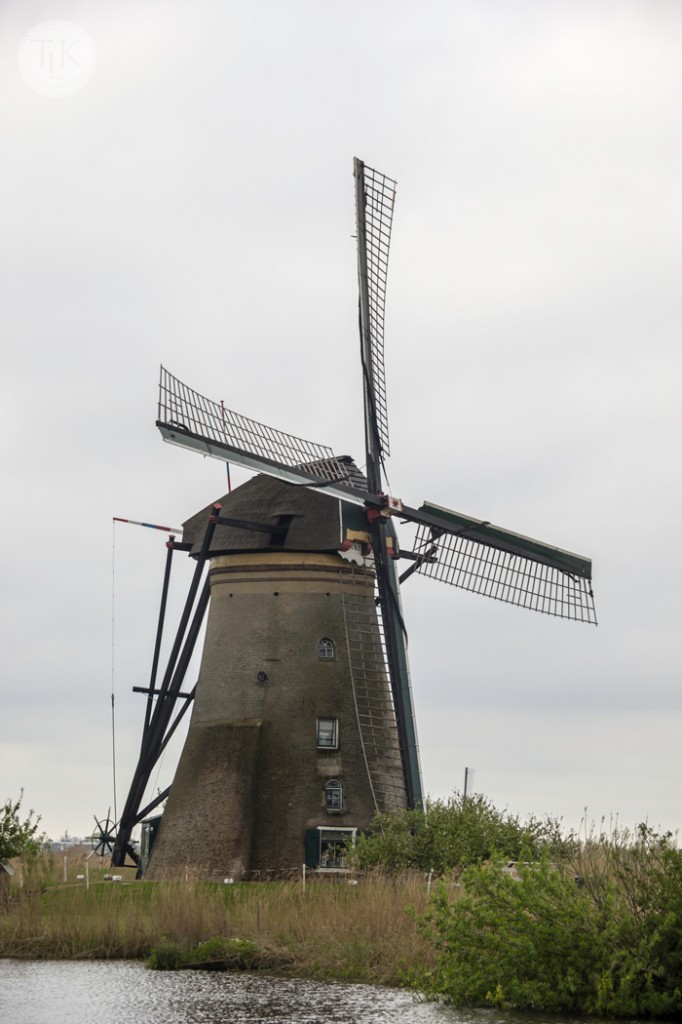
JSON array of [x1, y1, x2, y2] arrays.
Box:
[[182, 458, 368, 557]]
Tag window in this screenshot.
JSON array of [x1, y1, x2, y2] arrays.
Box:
[[325, 778, 343, 811], [318, 637, 335, 660], [320, 830, 349, 868], [316, 717, 338, 749], [305, 827, 357, 869]]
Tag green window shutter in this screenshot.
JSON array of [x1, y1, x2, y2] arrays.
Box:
[[304, 828, 320, 868]]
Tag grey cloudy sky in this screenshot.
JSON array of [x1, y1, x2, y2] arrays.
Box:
[[1, 0, 680, 843]]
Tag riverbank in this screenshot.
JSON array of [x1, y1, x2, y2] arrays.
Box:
[[0, 871, 436, 986], [3, 823, 682, 1018]]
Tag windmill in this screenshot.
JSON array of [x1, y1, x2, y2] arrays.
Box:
[[108, 159, 596, 878]]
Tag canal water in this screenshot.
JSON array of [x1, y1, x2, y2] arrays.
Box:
[[0, 959, 603, 1024], [1, 959, 451, 1023]]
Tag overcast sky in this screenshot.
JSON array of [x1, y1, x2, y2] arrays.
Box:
[[1, 0, 680, 844]]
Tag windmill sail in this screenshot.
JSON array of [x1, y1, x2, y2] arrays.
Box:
[[412, 501, 597, 624], [158, 366, 363, 502], [354, 158, 396, 466], [355, 160, 423, 808]]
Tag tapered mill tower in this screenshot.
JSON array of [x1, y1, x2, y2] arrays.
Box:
[[145, 465, 408, 880]]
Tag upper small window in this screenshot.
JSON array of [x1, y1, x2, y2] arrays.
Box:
[[317, 717, 338, 749], [318, 637, 335, 660], [325, 778, 343, 811]]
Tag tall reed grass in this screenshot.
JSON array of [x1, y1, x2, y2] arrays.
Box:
[[0, 859, 435, 985]]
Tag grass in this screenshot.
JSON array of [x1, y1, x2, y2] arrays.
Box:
[[0, 851, 435, 985]]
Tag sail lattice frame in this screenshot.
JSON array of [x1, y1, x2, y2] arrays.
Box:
[[158, 366, 345, 480], [414, 523, 597, 624], [357, 163, 397, 457]]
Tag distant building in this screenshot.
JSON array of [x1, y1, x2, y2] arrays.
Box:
[[50, 837, 85, 852]]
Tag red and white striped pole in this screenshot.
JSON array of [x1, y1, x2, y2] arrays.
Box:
[[112, 517, 182, 534]]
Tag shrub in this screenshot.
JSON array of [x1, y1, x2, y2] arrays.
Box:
[[147, 939, 185, 970], [147, 935, 261, 971], [351, 793, 569, 873], [415, 831, 682, 1018], [190, 936, 259, 966], [0, 792, 44, 861]]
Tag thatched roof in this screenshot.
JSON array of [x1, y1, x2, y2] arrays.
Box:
[[182, 458, 367, 557]]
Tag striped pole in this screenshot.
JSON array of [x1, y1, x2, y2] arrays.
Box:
[[113, 517, 183, 534]]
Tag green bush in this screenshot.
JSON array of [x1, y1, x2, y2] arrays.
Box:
[[190, 936, 259, 966], [147, 939, 185, 971], [587, 825, 682, 1017], [147, 935, 260, 971], [0, 791, 44, 861], [414, 830, 682, 1018], [351, 793, 569, 873]]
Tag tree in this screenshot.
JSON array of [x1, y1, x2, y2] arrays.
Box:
[[0, 791, 44, 862]]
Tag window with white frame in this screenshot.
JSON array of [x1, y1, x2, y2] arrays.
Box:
[[304, 827, 357, 870], [316, 717, 338, 749], [319, 828, 355, 868], [325, 778, 343, 811], [318, 637, 335, 660]]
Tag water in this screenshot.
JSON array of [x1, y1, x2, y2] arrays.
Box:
[[0, 960, 458, 1024], [0, 960, 626, 1024]]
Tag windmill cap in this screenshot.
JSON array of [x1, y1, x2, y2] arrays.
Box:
[[183, 458, 367, 557]]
